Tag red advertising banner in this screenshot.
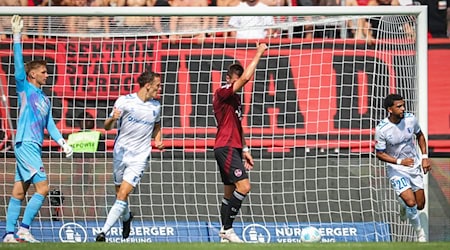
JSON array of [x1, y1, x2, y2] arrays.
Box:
[[54, 39, 155, 99], [0, 38, 448, 154], [427, 39, 450, 153]]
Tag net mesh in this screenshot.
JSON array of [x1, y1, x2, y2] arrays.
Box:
[[0, 9, 423, 243]]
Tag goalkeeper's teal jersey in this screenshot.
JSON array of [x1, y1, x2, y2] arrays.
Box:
[[13, 42, 63, 146]]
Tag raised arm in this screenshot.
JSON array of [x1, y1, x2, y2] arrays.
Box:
[[232, 43, 268, 93], [11, 15, 27, 92]]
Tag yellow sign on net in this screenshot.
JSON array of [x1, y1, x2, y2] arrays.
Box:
[[67, 131, 101, 153]]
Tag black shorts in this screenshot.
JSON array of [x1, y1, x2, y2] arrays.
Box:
[[214, 146, 248, 185]]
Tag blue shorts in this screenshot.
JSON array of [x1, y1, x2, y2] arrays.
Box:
[[14, 142, 46, 183]]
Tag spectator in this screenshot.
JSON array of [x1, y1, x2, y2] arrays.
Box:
[[0, 0, 28, 40], [369, 0, 400, 5], [65, 0, 110, 35], [367, 0, 420, 42], [125, 0, 155, 26], [228, 0, 275, 39], [28, 0, 51, 39], [293, 0, 313, 5], [153, 0, 171, 38], [345, 0, 400, 42], [260, 0, 289, 37], [346, 0, 372, 40], [398, 0, 413, 4], [260, 0, 288, 5], [168, 0, 210, 43], [314, 0, 340, 5], [313, 0, 342, 39], [211, 0, 240, 38], [416, 0, 449, 38], [216, 0, 240, 6], [291, 0, 314, 39], [112, 0, 155, 28]]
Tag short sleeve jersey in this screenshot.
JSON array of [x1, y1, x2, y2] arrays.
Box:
[[111, 93, 161, 161], [228, 2, 275, 39], [213, 83, 243, 149], [375, 113, 422, 172]]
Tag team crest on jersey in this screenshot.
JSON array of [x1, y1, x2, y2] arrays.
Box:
[[40, 166, 45, 173], [234, 169, 242, 177], [407, 127, 412, 134]]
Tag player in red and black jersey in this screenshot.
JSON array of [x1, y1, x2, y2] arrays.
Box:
[[212, 43, 267, 243]]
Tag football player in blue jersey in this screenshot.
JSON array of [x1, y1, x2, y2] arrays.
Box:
[[2, 15, 73, 243]]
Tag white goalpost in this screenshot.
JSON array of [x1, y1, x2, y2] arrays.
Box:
[[0, 6, 428, 243]]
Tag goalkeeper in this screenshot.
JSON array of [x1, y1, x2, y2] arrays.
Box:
[[2, 15, 73, 243]]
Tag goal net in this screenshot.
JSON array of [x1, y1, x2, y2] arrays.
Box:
[[0, 6, 428, 243]]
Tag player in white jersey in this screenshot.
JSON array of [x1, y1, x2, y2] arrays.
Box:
[[96, 71, 164, 242], [375, 94, 431, 242]]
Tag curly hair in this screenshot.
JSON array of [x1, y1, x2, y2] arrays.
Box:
[[383, 94, 404, 110]]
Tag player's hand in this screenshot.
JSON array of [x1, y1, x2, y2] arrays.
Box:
[[111, 107, 121, 120], [63, 144, 73, 158], [243, 152, 254, 171], [155, 140, 164, 150], [11, 15, 23, 34], [401, 158, 414, 167], [422, 158, 431, 174], [58, 139, 73, 158], [256, 42, 268, 54]]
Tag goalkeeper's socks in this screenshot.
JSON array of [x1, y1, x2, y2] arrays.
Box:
[[6, 197, 22, 233], [223, 191, 246, 230], [21, 193, 44, 227], [220, 198, 230, 226], [102, 200, 127, 233]]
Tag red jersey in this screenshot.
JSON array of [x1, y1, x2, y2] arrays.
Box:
[[213, 83, 243, 149]]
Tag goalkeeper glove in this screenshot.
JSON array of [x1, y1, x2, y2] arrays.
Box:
[[58, 139, 73, 158], [11, 15, 23, 34]]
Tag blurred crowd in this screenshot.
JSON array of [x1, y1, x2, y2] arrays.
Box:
[[0, 0, 448, 39]]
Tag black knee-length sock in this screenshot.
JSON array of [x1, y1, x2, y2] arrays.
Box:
[[223, 191, 246, 230]]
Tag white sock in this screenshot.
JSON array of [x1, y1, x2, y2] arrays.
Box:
[[406, 205, 421, 230], [397, 196, 407, 207], [102, 200, 127, 234], [122, 204, 130, 221]]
